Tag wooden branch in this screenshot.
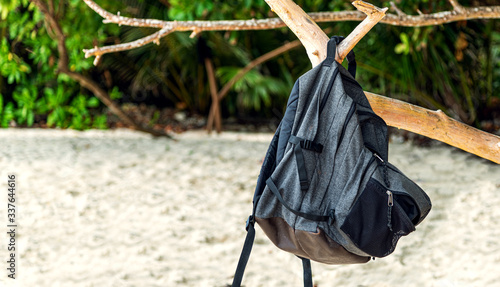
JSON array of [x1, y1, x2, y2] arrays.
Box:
[[32, 0, 69, 70], [366, 92, 500, 164], [312, 5, 500, 26], [336, 1, 388, 63], [264, 0, 387, 65], [449, 0, 466, 13], [82, 0, 500, 61], [84, 25, 173, 64], [265, 0, 329, 66], [204, 58, 222, 134], [390, 2, 406, 17]]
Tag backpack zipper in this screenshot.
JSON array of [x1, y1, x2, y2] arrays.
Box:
[[374, 153, 394, 230], [386, 190, 394, 231], [319, 69, 340, 113]]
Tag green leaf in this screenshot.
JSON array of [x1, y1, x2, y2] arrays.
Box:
[[27, 110, 34, 127], [87, 97, 100, 108]]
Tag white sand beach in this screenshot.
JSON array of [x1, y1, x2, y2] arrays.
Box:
[[0, 128, 499, 287]]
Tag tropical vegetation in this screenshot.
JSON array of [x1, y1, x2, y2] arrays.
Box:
[[0, 0, 498, 131]]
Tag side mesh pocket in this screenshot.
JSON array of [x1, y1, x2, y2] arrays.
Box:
[[340, 178, 416, 257]]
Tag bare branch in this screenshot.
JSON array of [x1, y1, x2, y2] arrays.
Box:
[[390, 1, 406, 17], [83, 0, 166, 28], [82, 0, 500, 62], [366, 92, 500, 164], [265, 0, 329, 66], [337, 1, 388, 63], [83, 25, 174, 58], [262, 0, 500, 164], [205, 58, 222, 134], [449, 0, 466, 13], [264, 0, 387, 65]]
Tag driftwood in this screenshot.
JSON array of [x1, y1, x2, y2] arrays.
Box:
[[81, 0, 500, 163]]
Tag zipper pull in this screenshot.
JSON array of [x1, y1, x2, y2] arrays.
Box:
[[386, 190, 394, 207], [373, 153, 384, 162], [386, 190, 393, 231]]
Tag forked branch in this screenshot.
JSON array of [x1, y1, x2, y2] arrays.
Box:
[[267, 0, 500, 163]]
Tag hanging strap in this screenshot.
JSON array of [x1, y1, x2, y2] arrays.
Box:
[[231, 215, 256, 287], [300, 257, 313, 287], [325, 36, 357, 78]]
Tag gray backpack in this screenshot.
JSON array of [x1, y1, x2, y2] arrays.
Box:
[[232, 37, 432, 287]]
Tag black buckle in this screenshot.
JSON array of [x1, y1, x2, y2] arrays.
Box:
[[245, 215, 255, 231], [303, 140, 312, 150], [300, 180, 309, 191], [301, 140, 323, 153]]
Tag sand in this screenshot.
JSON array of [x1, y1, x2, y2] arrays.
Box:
[[0, 128, 499, 287]]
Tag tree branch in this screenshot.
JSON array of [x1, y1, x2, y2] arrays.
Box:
[[205, 58, 222, 134], [82, 0, 500, 61], [32, 0, 68, 70], [390, 1, 407, 17], [366, 92, 500, 164], [84, 25, 173, 64], [449, 0, 466, 13], [336, 1, 388, 63]]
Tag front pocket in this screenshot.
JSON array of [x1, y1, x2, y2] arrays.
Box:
[[340, 178, 416, 257]]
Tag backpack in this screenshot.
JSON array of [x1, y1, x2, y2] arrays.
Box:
[[231, 36, 432, 287]]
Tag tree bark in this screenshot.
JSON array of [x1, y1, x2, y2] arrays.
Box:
[[204, 58, 222, 134]]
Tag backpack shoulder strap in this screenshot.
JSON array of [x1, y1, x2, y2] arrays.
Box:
[[231, 216, 256, 287], [325, 36, 356, 79]]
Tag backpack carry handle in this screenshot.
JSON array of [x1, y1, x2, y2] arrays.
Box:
[[326, 36, 357, 78]]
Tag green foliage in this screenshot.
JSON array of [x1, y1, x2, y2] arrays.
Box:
[[0, 0, 122, 129], [0, 94, 15, 127], [12, 86, 37, 126], [0, 0, 498, 130], [217, 67, 289, 112]]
